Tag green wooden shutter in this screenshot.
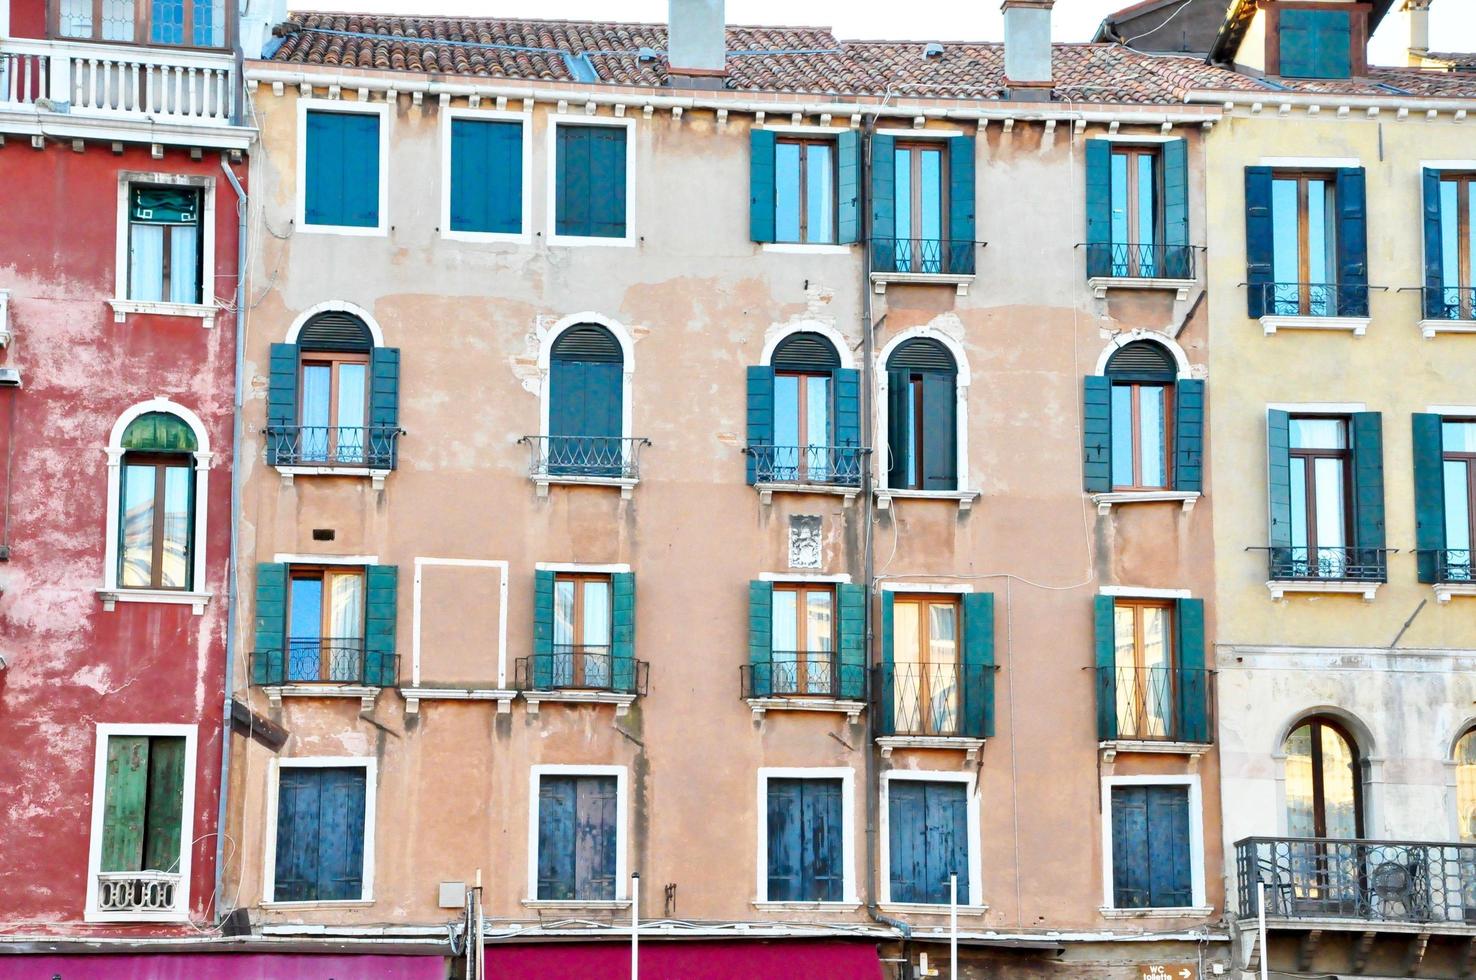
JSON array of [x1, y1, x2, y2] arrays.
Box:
[[1336, 168, 1369, 317], [305, 111, 380, 228], [1245, 167, 1274, 318], [1173, 379, 1204, 493], [369, 346, 401, 470], [534, 570, 555, 688], [303, 109, 342, 227], [1094, 595, 1117, 741], [1083, 375, 1112, 493], [590, 127, 628, 239], [746, 366, 775, 486], [1267, 410, 1292, 550], [832, 368, 861, 448], [1281, 8, 1351, 78], [1174, 599, 1207, 744], [1085, 139, 1112, 279], [611, 572, 636, 693], [886, 370, 909, 489], [878, 591, 894, 735], [837, 583, 866, 701], [837, 129, 861, 245], [1352, 412, 1386, 563], [748, 580, 773, 697], [555, 125, 584, 237], [947, 135, 976, 273], [962, 592, 995, 739], [142, 736, 186, 872], [101, 735, 150, 872], [749, 128, 777, 243], [363, 564, 398, 687], [1413, 413, 1447, 584], [1424, 169, 1445, 320], [450, 118, 522, 235], [252, 563, 287, 685], [266, 343, 299, 466], [871, 134, 896, 271], [1162, 138, 1190, 279], [922, 373, 957, 491]]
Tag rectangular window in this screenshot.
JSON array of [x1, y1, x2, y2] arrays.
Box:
[[272, 765, 368, 903], [1110, 383, 1171, 490], [127, 186, 202, 305], [1278, 7, 1353, 80], [766, 777, 843, 902], [120, 455, 193, 590], [99, 734, 186, 877], [893, 142, 947, 272], [59, 0, 227, 47], [1109, 784, 1193, 909], [1109, 147, 1162, 277], [287, 567, 365, 683], [303, 109, 383, 230], [536, 774, 618, 901], [887, 779, 969, 905], [1289, 416, 1351, 577], [448, 117, 524, 236], [1445, 420, 1476, 580], [299, 353, 368, 464], [771, 584, 835, 696], [552, 573, 612, 688], [891, 595, 960, 735], [1438, 175, 1476, 319], [773, 372, 833, 482], [1270, 173, 1338, 316], [1112, 599, 1174, 740], [775, 137, 836, 244], [554, 123, 628, 240]]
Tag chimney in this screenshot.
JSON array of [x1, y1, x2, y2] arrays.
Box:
[[1402, 0, 1432, 66], [1002, 0, 1054, 101], [667, 0, 727, 88]]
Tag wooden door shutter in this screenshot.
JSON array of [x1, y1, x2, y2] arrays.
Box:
[[273, 767, 322, 902], [1352, 412, 1386, 559], [749, 128, 777, 243], [101, 735, 150, 872], [1163, 138, 1190, 279], [450, 118, 522, 234], [962, 592, 995, 739], [832, 368, 861, 448], [316, 767, 367, 901], [305, 111, 380, 228], [1084, 139, 1112, 278], [1412, 413, 1447, 584], [252, 563, 288, 685], [1336, 168, 1369, 316], [1145, 786, 1192, 907], [555, 125, 590, 237], [363, 564, 398, 687], [534, 570, 556, 688], [887, 779, 925, 903], [369, 346, 400, 469], [870, 133, 896, 270], [803, 778, 844, 901], [1423, 169, 1445, 320], [745, 366, 775, 486], [886, 371, 909, 489], [947, 135, 976, 272], [266, 343, 299, 466], [537, 776, 577, 900], [1082, 375, 1112, 493], [589, 127, 628, 239], [924, 781, 969, 905], [1094, 595, 1117, 741], [1245, 167, 1275, 317], [837, 129, 861, 245], [611, 572, 636, 692], [748, 580, 773, 697], [1266, 410, 1293, 551], [837, 582, 867, 701], [766, 778, 803, 900], [1174, 598, 1207, 744], [141, 736, 186, 872], [1110, 785, 1150, 908], [878, 591, 894, 733], [574, 776, 618, 900], [921, 372, 957, 491], [1173, 379, 1205, 493]]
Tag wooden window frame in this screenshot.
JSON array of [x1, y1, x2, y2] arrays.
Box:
[[298, 351, 369, 464], [1289, 415, 1353, 558], [776, 369, 832, 480], [1111, 381, 1174, 491], [127, 185, 203, 305], [118, 450, 194, 591], [900, 373, 926, 491], [1110, 146, 1163, 276], [892, 594, 961, 736], [1445, 419, 1476, 558], [286, 565, 365, 682], [894, 141, 951, 244], [775, 136, 838, 245], [1114, 598, 1176, 740], [1441, 174, 1476, 317], [553, 572, 612, 687], [772, 583, 836, 697], [1273, 170, 1338, 314], [52, 0, 234, 51], [1286, 716, 1365, 839], [1264, 2, 1370, 78]]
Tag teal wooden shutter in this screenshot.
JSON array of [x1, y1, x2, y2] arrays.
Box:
[[837, 129, 861, 245], [947, 135, 975, 273], [746, 366, 775, 485], [304, 110, 341, 227], [886, 371, 909, 489], [534, 570, 555, 688], [1413, 413, 1447, 584], [1245, 167, 1274, 317], [837, 583, 866, 701], [142, 736, 186, 872], [364, 564, 398, 686], [962, 592, 995, 738], [1336, 168, 1369, 316], [555, 125, 584, 237], [748, 580, 773, 697], [369, 346, 400, 470], [1085, 139, 1112, 278], [266, 343, 299, 466], [252, 562, 287, 685], [833, 368, 861, 484], [879, 591, 894, 734], [1095, 595, 1117, 740], [611, 572, 636, 693], [1267, 410, 1292, 551], [1175, 598, 1207, 744], [1424, 169, 1445, 320], [305, 111, 380, 228], [1281, 9, 1351, 79], [922, 373, 957, 490], [1173, 379, 1204, 493], [1083, 375, 1112, 492], [590, 127, 628, 239], [1162, 138, 1190, 278], [450, 119, 522, 234], [101, 735, 149, 871], [750, 128, 777, 243], [871, 134, 896, 271], [1352, 412, 1386, 562]]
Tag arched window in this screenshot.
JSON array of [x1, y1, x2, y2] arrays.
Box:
[[1284, 716, 1363, 839], [118, 412, 197, 591], [886, 338, 957, 491], [1457, 729, 1476, 842], [549, 324, 625, 477], [1104, 340, 1178, 491]]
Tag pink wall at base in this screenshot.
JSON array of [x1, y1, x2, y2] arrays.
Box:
[[486, 939, 883, 979], [5, 954, 447, 979]]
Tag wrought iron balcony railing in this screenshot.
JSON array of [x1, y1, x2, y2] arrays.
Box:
[[519, 435, 649, 481], [1434, 548, 1475, 583], [516, 646, 648, 695], [744, 445, 865, 488], [251, 639, 397, 687], [1257, 546, 1391, 583], [742, 654, 866, 701], [267, 425, 401, 469], [871, 238, 977, 276], [1085, 242, 1197, 280], [1236, 837, 1476, 925], [1421, 286, 1476, 322], [1095, 665, 1214, 744], [873, 662, 992, 739], [1258, 281, 1370, 318], [96, 870, 180, 914]]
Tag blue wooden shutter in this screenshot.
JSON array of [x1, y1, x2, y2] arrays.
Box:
[[871, 134, 896, 271], [1281, 9, 1351, 78], [748, 580, 773, 697], [1162, 139, 1190, 278], [575, 776, 618, 900], [947, 135, 976, 272], [837, 129, 861, 245], [1146, 786, 1192, 907], [1110, 785, 1150, 908], [837, 582, 866, 701], [1083, 375, 1112, 492], [252, 563, 287, 685], [879, 591, 895, 734], [363, 565, 398, 686], [766, 778, 802, 900], [887, 780, 925, 903], [925, 782, 969, 905], [305, 111, 380, 228], [266, 343, 299, 466], [1424, 169, 1445, 320], [1413, 413, 1447, 584], [590, 127, 628, 239], [745, 366, 775, 486], [303, 110, 342, 227], [273, 767, 321, 902], [1352, 412, 1386, 560], [1267, 410, 1292, 550], [317, 767, 367, 901], [1095, 595, 1117, 741], [1245, 167, 1275, 317], [886, 371, 909, 489], [804, 778, 844, 901], [556, 126, 601, 237], [1173, 379, 1204, 493], [962, 592, 995, 739], [369, 346, 400, 470], [749, 128, 777, 243], [534, 570, 555, 688], [1085, 139, 1112, 278], [1336, 168, 1369, 316], [450, 119, 522, 234], [537, 776, 577, 900], [1175, 598, 1207, 744], [832, 367, 860, 447], [549, 359, 584, 440], [611, 572, 636, 692], [922, 373, 957, 491]]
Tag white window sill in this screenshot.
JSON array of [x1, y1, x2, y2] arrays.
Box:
[[84, 909, 190, 923], [877, 735, 986, 762], [1267, 579, 1381, 602], [755, 482, 861, 506], [762, 242, 853, 255], [109, 298, 216, 327], [400, 687, 516, 715], [533, 475, 639, 499], [522, 689, 637, 717], [522, 899, 631, 910], [880, 902, 990, 917], [297, 222, 388, 238], [441, 228, 532, 245], [276, 465, 392, 490], [747, 697, 866, 721], [1099, 906, 1214, 920], [869, 271, 974, 296], [875, 488, 981, 512], [1434, 582, 1476, 603], [1092, 490, 1200, 515], [260, 898, 374, 910], [547, 234, 636, 248], [1088, 276, 1196, 301], [1260, 314, 1370, 337], [753, 900, 862, 911], [98, 588, 211, 614], [1098, 740, 1210, 765], [1420, 319, 1476, 339], [263, 684, 381, 711]]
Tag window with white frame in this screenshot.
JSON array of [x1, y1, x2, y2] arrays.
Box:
[[883, 773, 976, 906], [757, 768, 855, 904], [1101, 775, 1204, 912], [299, 102, 388, 234], [266, 758, 375, 904], [548, 118, 633, 244], [127, 186, 203, 305], [443, 111, 529, 239], [529, 766, 627, 903]]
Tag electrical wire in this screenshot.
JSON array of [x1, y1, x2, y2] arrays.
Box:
[[1122, 0, 1198, 45]]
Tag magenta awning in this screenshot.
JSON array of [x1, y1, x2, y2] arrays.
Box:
[[485, 939, 883, 978], [12, 953, 447, 979]]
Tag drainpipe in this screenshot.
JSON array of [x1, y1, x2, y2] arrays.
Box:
[[215, 156, 249, 925]]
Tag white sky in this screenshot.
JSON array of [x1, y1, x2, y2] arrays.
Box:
[[302, 1, 1476, 66]]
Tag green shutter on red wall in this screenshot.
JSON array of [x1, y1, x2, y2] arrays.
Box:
[[1413, 413, 1447, 584], [101, 735, 150, 872], [837, 583, 866, 701], [1085, 139, 1112, 278], [749, 128, 777, 243], [1245, 167, 1275, 318], [142, 736, 186, 872], [1094, 595, 1117, 741], [749, 580, 773, 698], [363, 564, 398, 687], [1424, 169, 1445, 320], [962, 592, 995, 739], [252, 562, 287, 685]]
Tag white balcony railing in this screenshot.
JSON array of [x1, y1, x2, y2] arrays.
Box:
[[0, 38, 235, 125], [96, 870, 181, 913]]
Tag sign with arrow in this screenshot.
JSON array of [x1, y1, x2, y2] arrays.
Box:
[[1141, 966, 1197, 980]]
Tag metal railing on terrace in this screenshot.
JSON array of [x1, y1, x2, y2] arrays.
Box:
[[1433, 548, 1475, 583], [1421, 286, 1476, 322], [870, 238, 977, 276], [267, 425, 402, 469], [1095, 665, 1214, 744], [250, 639, 397, 687], [1085, 242, 1197, 280], [742, 653, 867, 701], [1257, 281, 1371, 318], [744, 445, 865, 488], [518, 435, 649, 481], [516, 645, 648, 695], [1255, 545, 1392, 583], [873, 662, 992, 739]]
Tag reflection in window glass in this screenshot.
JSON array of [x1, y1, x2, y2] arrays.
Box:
[[120, 466, 158, 588], [1284, 719, 1361, 839], [775, 142, 801, 243], [806, 143, 834, 244], [1457, 731, 1476, 841]]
